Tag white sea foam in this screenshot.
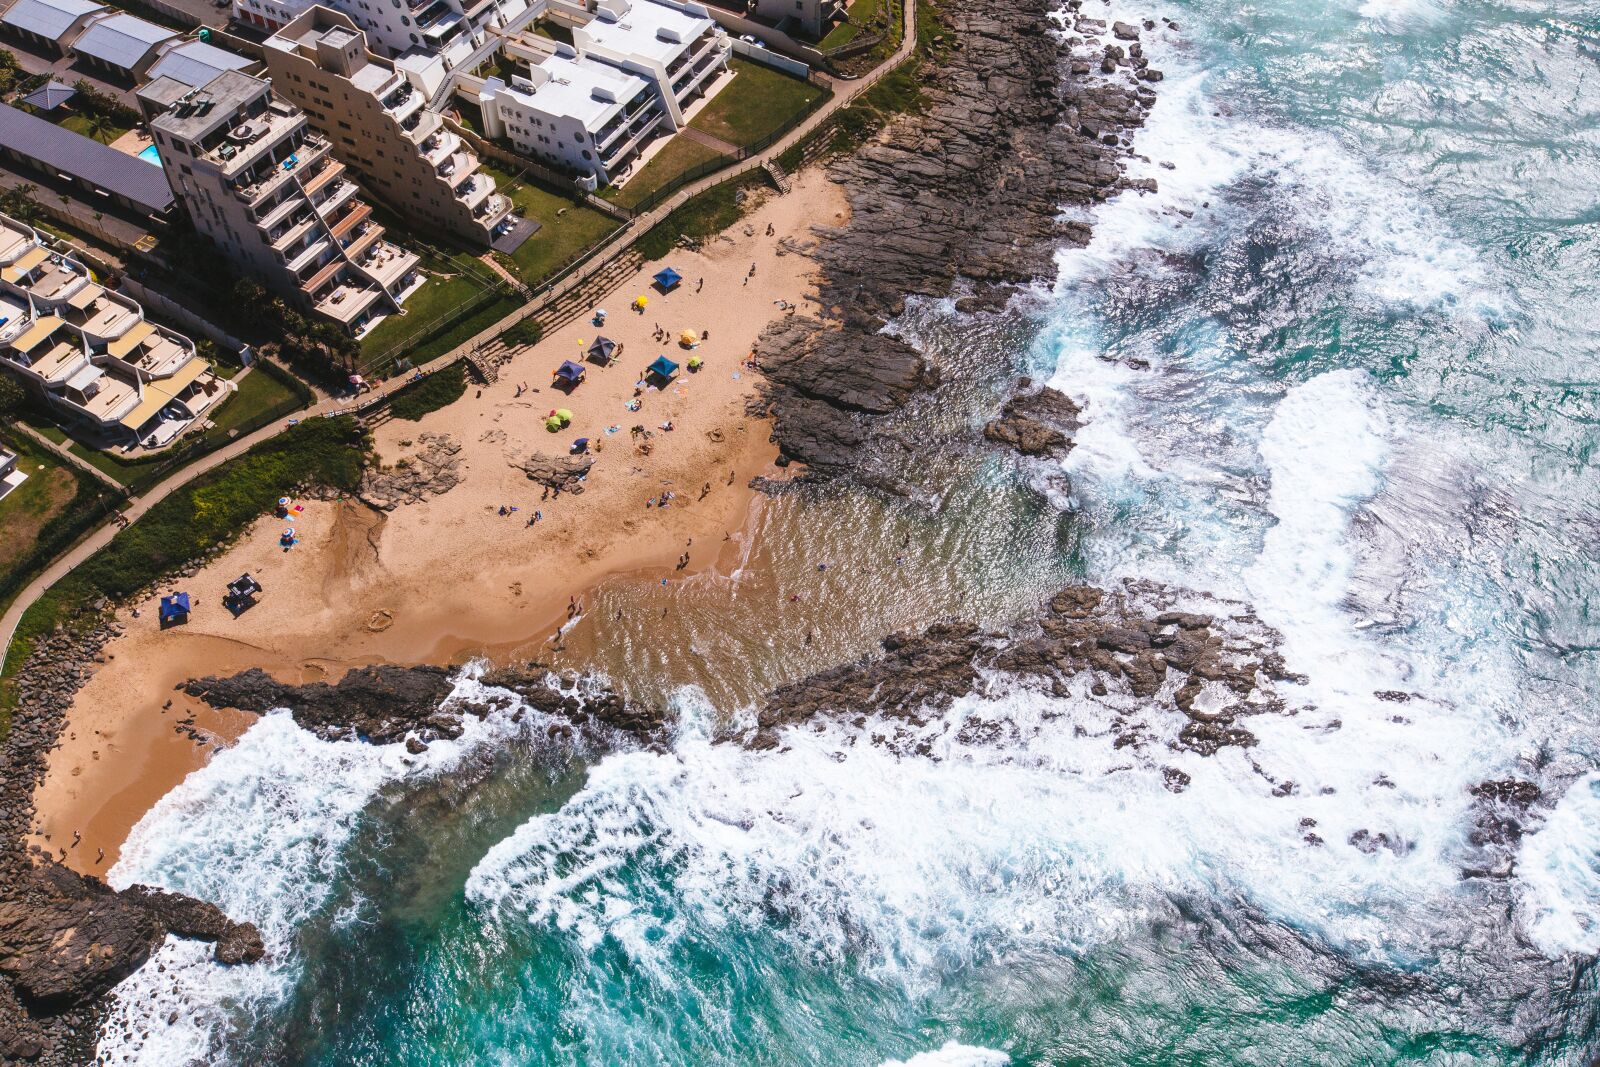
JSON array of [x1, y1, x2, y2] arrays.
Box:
[[880, 1042, 1012, 1067], [1518, 772, 1600, 956], [1358, 0, 1450, 34], [96, 668, 570, 1065]]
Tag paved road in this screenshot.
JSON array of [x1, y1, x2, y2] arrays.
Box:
[[0, 2, 919, 671]]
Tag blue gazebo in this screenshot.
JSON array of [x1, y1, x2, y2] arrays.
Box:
[[647, 355, 679, 383], [159, 593, 191, 626], [554, 360, 585, 386], [652, 267, 682, 292], [586, 336, 617, 364]]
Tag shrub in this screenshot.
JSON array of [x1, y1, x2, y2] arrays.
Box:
[[388, 363, 467, 421], [498, 319, 543, 349]]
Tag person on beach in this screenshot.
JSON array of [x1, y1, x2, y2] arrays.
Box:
[[697, 277, 704, 292]]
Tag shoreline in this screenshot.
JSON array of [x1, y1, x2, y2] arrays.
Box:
[[27, 168, 847, 877]]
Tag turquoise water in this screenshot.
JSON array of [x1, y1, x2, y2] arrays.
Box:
[[99, 1, 1600, 1064], [137, 144, 162, 166]]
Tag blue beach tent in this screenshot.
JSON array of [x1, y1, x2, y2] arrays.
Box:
[[555, 360, 585, 384], [647, 355, 679, 382], [653, 267, 682, 292], [159, 593, 191, 624]]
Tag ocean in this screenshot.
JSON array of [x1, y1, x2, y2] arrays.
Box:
[[98, 0, 1600, 1063]]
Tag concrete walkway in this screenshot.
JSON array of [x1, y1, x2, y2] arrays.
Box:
[[0, 0, 920, 672]]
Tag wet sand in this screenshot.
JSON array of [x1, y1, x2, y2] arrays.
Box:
[[30, 170, 847, 874]]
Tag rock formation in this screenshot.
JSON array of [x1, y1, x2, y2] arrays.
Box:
[[359, 432, 464, 510], [983, 380, 1082, 459], [757, 0, 1160, 487]]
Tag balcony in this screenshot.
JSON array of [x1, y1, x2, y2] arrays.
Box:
[[453, 171, 495, 210], [239, 136, 331, 207], [270, 214, 318, 253], [356, 241, 419, 290], [73, 296, 140, 342], [256, 192, 309, 234], [343, 220, 385, 261], [288, 238, 333, 276], [314, 181, 360, 221], [420, 129, 460, 165], [31, 338, 86, 382], [299, 157, 346, 198], [314, 280, 383, 325], [302, 258, 345, 296], [330, 201, 373, 244], [437, 150, 478, 182]]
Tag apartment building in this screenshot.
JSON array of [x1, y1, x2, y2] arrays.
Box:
[[574, 0, 729, 129], [476, 38, 664, 188], [0, 212, 227, 447], [147, 70, 422, 336], [233, 0, 529, 66], [263, 7, 511, 248]]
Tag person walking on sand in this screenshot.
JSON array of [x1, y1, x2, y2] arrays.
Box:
[[697, 277, 704, 292]]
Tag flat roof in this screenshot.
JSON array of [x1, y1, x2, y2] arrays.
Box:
[[145, 39, 255, 90], [511, 54, 648, 128], [150, 69, 270, 143], [71, 12, 178, 70], [0, 104, 174, 215], [0, 0, 105, 43], [582, 0, 712, 66]]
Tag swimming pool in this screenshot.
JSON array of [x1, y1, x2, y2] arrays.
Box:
[[137, 144, 161, 166]]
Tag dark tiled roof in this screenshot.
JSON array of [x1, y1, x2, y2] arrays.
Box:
[[0, 104, 174, 214]]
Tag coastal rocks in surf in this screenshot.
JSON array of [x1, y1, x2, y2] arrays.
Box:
[[758, 0, 1156, 488], [359, 432, 464, 511], [182, 664, 655, 748], [983, 380, 1082, 458], [0, 862, 262, 1016], [753, 583, 1296, 757]]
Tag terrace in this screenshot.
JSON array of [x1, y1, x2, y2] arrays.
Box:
[[30, 338, 88, 381], [72, 367, 138, 423], [314, 278, 384, 325], [356, 241, 419, 289]]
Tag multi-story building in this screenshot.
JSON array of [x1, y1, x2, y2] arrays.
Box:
[[573, 0, 729, 130], [232, 0, 530, 68], [745, 0, 843, 41], [147, 69, 422, 336], [475, 36, 664, 189], [0, 212, 227, 447], [263, 6, 511, 247]]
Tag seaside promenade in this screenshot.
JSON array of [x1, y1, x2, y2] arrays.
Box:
[[0, 2, 918, 673]]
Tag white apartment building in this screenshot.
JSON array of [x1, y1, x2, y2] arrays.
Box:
[[264, 6, 511, 247], [476, 39, 664, 188], [0, 212, 227, 447], [233, 0, 529, 67], [471, 0, 728, 189], [148, 70, 422, 337], [573, 0, 729, 129]]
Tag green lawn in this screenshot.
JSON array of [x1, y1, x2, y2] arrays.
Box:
[[0, 434, 86, 587], [485, 164, 622, 286], [361, 272, 487, 360], [206, 365, 304, 438], [819, 0, 879, 49], [689, 59, 826, 147], [601, 137, 726, 210], [56, 111, 133, 144]]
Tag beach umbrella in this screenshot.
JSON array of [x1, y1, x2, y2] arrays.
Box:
[[634, 295, 649, 309], [653, 267, 683, 292], [572, 438, 589, 453], [679, 329, 698, 346], [687, 356, 702, 370], [545, 415, 563, 431], [556, 408, 573, 424]]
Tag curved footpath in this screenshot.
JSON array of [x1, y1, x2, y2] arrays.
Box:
[[0, 9, 918, 673]]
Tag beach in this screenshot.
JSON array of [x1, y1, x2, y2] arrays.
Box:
[[28, 168, 847, 875]]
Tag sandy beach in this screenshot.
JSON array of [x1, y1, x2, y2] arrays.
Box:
[[29, 169, 847, 875]]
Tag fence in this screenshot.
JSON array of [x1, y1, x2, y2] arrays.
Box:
[[730, 37, 812, 78]]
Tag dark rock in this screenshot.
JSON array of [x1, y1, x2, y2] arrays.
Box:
[[757, 0, 1157, 490], [184, 665, 456, 745], [1112, 20, 1140, 39], [119, 886, 264, 965], [983, 384, 1082, 458]]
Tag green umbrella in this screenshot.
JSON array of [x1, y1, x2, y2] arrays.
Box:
[[556, 408, 573, 425], [545, 416, 563, 432]]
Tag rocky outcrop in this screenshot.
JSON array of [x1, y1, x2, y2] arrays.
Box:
[[360, 432, 464, 510], [758, 0, 1160, 486], [983, 381, 1082, 458], [183, 663, 658, 749], [512, 451, 592, 493], [753, 583, 1298, 756], [0, 630, 266, 1065], [182, 665, 458, 745]]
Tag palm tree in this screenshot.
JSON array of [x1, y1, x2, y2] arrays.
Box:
[[85, 111, 115, 144]]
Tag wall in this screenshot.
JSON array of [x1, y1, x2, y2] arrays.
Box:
[[729, 35, 809, 77], [701, 7, 825, 66]]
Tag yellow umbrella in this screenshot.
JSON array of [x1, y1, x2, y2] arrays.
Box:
[[635, 295, 649, 309], [679, 329, 698, 346]]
